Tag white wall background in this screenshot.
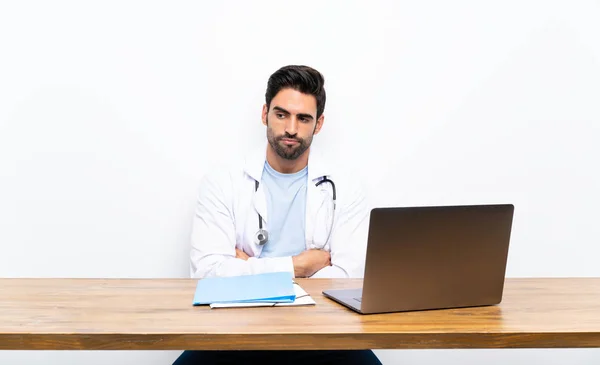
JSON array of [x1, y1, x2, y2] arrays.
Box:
[[1, 0, 599, 364]]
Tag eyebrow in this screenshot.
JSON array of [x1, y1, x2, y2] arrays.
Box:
[[272, 106, 314, 121]]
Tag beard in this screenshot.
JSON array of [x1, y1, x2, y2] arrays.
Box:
[[266, 117, 313, 160]]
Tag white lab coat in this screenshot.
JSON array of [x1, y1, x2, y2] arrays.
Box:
[[189, 144, 369, 279]]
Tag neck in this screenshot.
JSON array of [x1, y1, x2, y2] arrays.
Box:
[[266, 146, 309, 174]]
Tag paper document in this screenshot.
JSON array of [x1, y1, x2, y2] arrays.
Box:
[[209, 283, 316, 308]]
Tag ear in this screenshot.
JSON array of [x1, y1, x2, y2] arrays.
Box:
[[262, 104, 268, 126], [313, 114, 325, 135]]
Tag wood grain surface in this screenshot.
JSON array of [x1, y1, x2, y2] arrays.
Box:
[[0, 278, 599, 350]]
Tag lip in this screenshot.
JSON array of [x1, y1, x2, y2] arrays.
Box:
[[281, 138, 299, 145]]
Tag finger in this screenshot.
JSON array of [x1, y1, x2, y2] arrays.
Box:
[[235, 249, 248, 260]]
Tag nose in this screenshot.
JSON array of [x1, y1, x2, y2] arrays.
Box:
[[285, 116, 298, 136]]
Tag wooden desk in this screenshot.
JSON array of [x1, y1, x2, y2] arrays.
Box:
[[0, 278, 599, 350]]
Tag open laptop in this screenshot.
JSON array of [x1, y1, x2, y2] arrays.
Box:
[[322, 204, 514, 314]]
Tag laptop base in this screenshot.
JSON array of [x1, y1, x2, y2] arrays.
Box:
[[322, 288, 363, 314]]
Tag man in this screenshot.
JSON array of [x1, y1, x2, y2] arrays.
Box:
[[174, 65, 381, 365]]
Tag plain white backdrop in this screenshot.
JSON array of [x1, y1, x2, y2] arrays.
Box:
[[1, 0, 599, 364]]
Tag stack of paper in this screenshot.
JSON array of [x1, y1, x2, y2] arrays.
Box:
[[193, 271, 303, 306]]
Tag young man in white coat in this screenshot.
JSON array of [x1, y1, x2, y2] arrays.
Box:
[[173, 65, 382, 365]]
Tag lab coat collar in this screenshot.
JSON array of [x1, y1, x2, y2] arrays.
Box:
[[243, 142, 330, 183]]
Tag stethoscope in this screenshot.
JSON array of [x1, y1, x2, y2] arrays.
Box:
[[254, 176, 336, 249]]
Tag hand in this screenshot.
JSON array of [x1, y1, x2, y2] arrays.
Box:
[[236, 248, 249, 261], [292, 249, 331, 278]]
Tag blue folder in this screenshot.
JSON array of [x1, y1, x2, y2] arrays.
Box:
[[192, 271, 296, 305]]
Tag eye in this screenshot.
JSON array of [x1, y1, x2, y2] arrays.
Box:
[[300, 117, 310, 123], [276, 113, 285, 119]]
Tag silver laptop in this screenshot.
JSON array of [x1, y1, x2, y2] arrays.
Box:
[[322, 204, 514, 314]]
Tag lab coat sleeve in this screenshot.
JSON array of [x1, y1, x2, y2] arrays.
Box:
[[190, 171, 294, 279], [310, 178, 370, 279]]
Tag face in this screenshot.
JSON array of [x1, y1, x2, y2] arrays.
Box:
[[262, 88, 324, 160]]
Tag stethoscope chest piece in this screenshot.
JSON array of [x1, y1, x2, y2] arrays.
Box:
[[254, 229, 269, 246]]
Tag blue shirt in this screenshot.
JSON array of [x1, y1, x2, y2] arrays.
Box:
[[258, 161, 308, 258]]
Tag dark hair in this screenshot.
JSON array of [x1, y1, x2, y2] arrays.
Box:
[[265, 65, 326, 119]]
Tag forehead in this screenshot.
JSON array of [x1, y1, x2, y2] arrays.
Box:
[[271, 88, 317, 116]]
